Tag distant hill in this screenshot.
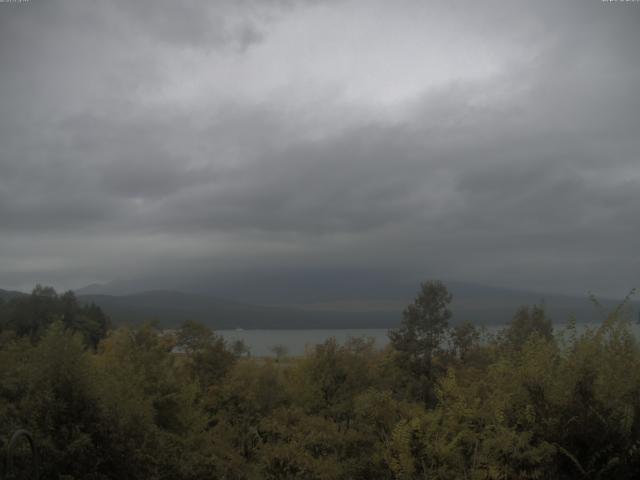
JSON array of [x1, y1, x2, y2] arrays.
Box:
[[75, 290, 396, 329], [0, 288, 27, 302], [74, 283, 639, 329], [74, 283, 111, 295], [269, 282, 638, 328], [446, 282, 638, 326], [4, 282, 638, 329]]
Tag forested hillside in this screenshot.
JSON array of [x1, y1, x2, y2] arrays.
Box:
[[1, 283, 639, 479]]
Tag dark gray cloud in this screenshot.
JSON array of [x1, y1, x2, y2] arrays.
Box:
[[0, 0, 639, 299]]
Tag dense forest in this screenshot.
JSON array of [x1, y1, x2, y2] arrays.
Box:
[[1, 282, 639, 479]]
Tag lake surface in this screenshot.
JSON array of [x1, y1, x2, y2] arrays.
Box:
[[218, 322, 640, 357]]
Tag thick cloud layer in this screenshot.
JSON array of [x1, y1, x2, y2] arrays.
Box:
[[1, 0, 639, 298]]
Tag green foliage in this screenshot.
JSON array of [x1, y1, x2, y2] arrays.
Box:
[[388, 280, 453, 405], [1, 282, 640, 479], [501, 304, 553, 352], [450, 321, 481, 361], [389, 281, 453, 362], [176, 320, 237, 390], [0, 285, 109, 348]]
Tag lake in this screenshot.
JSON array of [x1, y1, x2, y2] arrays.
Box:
[[218, 322, 640, 357]]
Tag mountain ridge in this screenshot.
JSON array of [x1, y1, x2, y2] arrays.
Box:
[[4, 281, 638, 329]]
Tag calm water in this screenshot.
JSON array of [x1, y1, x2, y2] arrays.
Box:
[[218, 322, 640, 357]]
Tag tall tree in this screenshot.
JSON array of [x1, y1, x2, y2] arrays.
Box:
[[388, 280, 452, 405], [177, 320, 235, 389], [502, 304, 553, 351]]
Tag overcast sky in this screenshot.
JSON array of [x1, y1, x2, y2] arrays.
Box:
[[1, 0, 639, 299]]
